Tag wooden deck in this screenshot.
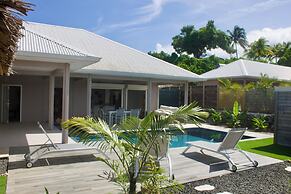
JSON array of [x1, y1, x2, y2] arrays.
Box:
[[7, 146, 281, 194]]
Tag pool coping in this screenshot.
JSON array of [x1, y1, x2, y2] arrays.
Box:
[[182, 123, 273, 141]]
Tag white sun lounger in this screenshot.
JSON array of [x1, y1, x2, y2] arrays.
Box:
[[182, 128, 258, 172], [24, 122, 108, 168]]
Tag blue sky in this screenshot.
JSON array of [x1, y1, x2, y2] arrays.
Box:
[[25, 0, 291, 56]]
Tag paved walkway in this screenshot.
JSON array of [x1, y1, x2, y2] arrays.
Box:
[[0, 123, 75, 149], [7, 146, 281, 194]]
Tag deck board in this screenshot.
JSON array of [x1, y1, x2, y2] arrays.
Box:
[[7, 146, 280, 194]]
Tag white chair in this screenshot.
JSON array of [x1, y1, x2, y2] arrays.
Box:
[[135, 136, 174, 180], [115, 108, 125, 124], [130, 109, 140, 118], [183, 128, 258, 172]]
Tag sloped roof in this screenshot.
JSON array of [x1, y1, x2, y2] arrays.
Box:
[[19, 22, 202, 82], [202, 59, 291, 81], [18, 28, 91, 57]]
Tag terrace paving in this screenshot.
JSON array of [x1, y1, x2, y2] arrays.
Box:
[[7, 146, 280, 194]]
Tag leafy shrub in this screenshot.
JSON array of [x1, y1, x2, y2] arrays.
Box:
[[209, 109, 222, 125], [225, 101, 241, 128], [252, 116, 269, 131], [141, 159, 183, 194]]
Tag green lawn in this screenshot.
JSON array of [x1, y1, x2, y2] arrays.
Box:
[[238, 138, 291, 161], [0, 176, 7, 194]]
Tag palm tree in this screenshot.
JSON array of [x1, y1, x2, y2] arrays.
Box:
[[0, 0, 33, 75], [227, 26, 248, 58], [271, 43, 284, 63], [62, 103, 208, 194], [245, 38, 272, 61]]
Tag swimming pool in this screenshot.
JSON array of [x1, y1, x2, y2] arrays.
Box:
[[71, 127, 253, 148]]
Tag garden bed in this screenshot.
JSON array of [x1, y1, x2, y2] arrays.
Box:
[[0, 158, 7, 175], [0, 158, 8, 194], [174, 162, 290, 194]]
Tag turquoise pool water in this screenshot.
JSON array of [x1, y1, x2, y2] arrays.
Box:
[[169, 134, 210, 148], [71, 127, 253, 148]]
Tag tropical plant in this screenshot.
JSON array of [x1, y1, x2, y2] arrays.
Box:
[[271, 42, 291, 64], [172, 20, 232, 58], [252, 115, 268, 131], [218, 78, 254, 101], [0, 0, 33, 75], [255, 74, 276, 89], [245, 38, 272, 61], [227, 25, 248, 58], [278, 47, 291, 67], [140, 158, 183, 194], [209, 109, 222, 124], [62, 103, 208, 194], [226, 101, 241, 128]]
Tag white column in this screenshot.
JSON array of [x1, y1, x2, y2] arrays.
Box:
[[124, 84, 128, 109], [202, 82, 205, 108], [48, 74, 55, 129], [146, 80, 152, 113], [184, 82, 189, 105], [62, 63, 70, 144], [87, 76, 92, 116]]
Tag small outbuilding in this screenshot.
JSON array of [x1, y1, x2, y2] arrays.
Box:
[[191, 59, 291, 112], [274, 87, 291, 147]]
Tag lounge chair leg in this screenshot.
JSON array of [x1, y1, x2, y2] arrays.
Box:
[[220, 152, 236, 171], [237, 149, 258, 167], [134, 159, 139, 179], [167, 153, 173, 180], [182, 146, 191, 154]]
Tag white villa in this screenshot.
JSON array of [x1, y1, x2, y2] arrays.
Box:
[[0, 22, 203, 143]]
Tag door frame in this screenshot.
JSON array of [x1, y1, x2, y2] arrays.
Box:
[[1, 84, 23, 123]]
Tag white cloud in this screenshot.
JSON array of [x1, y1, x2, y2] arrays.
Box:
[[155, 43, 175, 53], [110, 0, 169, 29], [247, 27, 291, 45], [206, 48, 232, 58], [235, 0, 289, 15]]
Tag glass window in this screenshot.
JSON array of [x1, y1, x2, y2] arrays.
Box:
[[127, 90, 146, 117], [91, 89, 122, 110]]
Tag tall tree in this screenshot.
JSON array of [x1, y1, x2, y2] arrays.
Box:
[[227, 25, 248, 58], [172, 20, 232, 58], [0, 0, 33, 75], [278, 47, 291, 66], [245, 38, 272, 61]]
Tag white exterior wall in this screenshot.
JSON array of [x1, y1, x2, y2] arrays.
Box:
[[0, 75, 49, 123]]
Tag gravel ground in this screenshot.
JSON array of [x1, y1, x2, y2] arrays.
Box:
[[0, 158, 8, 175], [173, 162, 291, 194]]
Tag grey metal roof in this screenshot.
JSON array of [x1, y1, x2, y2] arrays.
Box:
[[18, 28, 92, 57], [202, 59, 291, 81], [19, 22, 202, 82]]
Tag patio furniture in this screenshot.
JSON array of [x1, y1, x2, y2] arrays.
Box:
[[24, 122, 109, 168], [115, 108, 125, 124], [107, 109, 131, 126], [135, 136, 174, 180], [182, 128, 258, 172], [130, 109, 140, 117]]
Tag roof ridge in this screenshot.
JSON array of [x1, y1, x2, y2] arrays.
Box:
[[239, 59, 248, 76], [24, 28, 95, 57]]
